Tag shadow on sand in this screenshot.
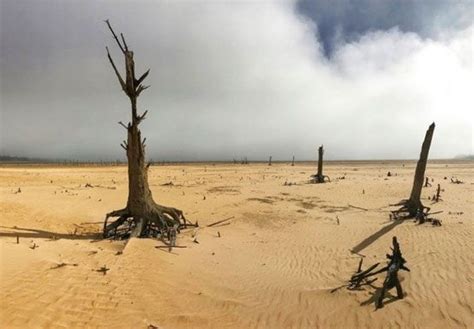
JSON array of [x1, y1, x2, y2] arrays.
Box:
[[0, 225, 100, 241], [351, 220, 404, 254]]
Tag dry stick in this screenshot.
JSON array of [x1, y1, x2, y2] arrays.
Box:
[[155, 245, 187, 249], [105, 19, 125, 54], [348, 204, 369, 211], [212, 222, 230, 228], [435, 184, 441, 202], [207, 216, 235, 227], [50, 262, 78, 270], [424, 177, 431, 187]]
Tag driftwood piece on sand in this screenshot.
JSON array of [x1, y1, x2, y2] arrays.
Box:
[[332, 237, 409, 309], [375, 237, 410, 308]]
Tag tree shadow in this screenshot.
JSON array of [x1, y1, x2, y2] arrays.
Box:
[[360, 284, 403, 310], [351, 220, 404, 254], [0, 225, 100, 241]]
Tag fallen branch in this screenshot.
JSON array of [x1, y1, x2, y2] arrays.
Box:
[[348, 204, 368, 211], [207, 216, 235, 227]]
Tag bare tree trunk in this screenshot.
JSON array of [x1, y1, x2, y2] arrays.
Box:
[[268, 156, 272, 166], [310, 145, 330, 183], [103, 20, 190, 240], [393, 123, 435, 218], [291, 155, 295, 166], [317, 145, 323, 177], [405, 123, 435, 215]]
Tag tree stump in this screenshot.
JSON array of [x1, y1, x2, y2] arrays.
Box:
[[310, 145, 330, 183], [392, 123, 435, 218]]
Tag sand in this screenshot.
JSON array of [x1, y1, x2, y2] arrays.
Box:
[[0, 161, 473, 329]]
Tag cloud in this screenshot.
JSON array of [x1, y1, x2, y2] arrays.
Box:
[[1, 0, 472, 160]]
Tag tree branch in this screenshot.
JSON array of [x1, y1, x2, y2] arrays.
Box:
[[105, 19, 125, 54], [106, 46, 127, 93], [136, 69, 150, 86], [136, 110, 148, 124], [118, 121, 129, 130], [120, 33, 129, 52], [136, 84, 150, 96]]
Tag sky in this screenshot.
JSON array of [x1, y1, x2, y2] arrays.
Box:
[[0, 0, 472, 161]]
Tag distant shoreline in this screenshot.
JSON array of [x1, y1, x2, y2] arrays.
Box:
[[1, 158, 473, 168]]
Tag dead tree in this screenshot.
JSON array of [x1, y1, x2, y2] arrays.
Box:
[[268, 156, 272, 166], [392, 123, 435, 218], [102, 20, 194, 240], [291, 155, 295, 166], [310, 145, 330, 183]]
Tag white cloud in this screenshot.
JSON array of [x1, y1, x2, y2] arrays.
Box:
[[1, 1, 472, 160]]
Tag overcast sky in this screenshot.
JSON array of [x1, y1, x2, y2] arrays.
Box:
[[1, 0, 472, 161]]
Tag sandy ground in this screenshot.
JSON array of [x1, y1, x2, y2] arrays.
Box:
[[0, 161, 472, 329]]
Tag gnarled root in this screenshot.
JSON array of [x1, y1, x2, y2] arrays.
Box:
[[103, 204, 197, 242], [309, 174, 330, 184], [391, 199, 431, 223]]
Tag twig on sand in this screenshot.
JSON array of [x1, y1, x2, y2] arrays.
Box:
[[50, 262, 78, 270], [96, 265, 110, 275], [155, 245, 187, 249], [348, 204, 369, 211], [207, 216, 235, 227]]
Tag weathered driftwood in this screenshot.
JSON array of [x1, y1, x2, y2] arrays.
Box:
[[330, 258, 379, 293], [333, 237, 409, 309], [310, 145, 330, 183], [392, 123, 435, 218], [375, 237, 409, 308], [102, 21, 195, 242]]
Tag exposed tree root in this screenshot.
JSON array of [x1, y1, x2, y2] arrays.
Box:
[[390, 199, 442, 225], [309, 174, 330, 184], [103, 204, 198, 242]]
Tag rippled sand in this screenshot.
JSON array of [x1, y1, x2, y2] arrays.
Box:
[[1, 161, 472, 328]]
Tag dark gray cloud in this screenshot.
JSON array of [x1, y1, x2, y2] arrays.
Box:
[[1, 0, 472, 161], [297, 0, 474, 56]]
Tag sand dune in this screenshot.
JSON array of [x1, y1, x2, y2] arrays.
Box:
[[1, 162, 473, 328]]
